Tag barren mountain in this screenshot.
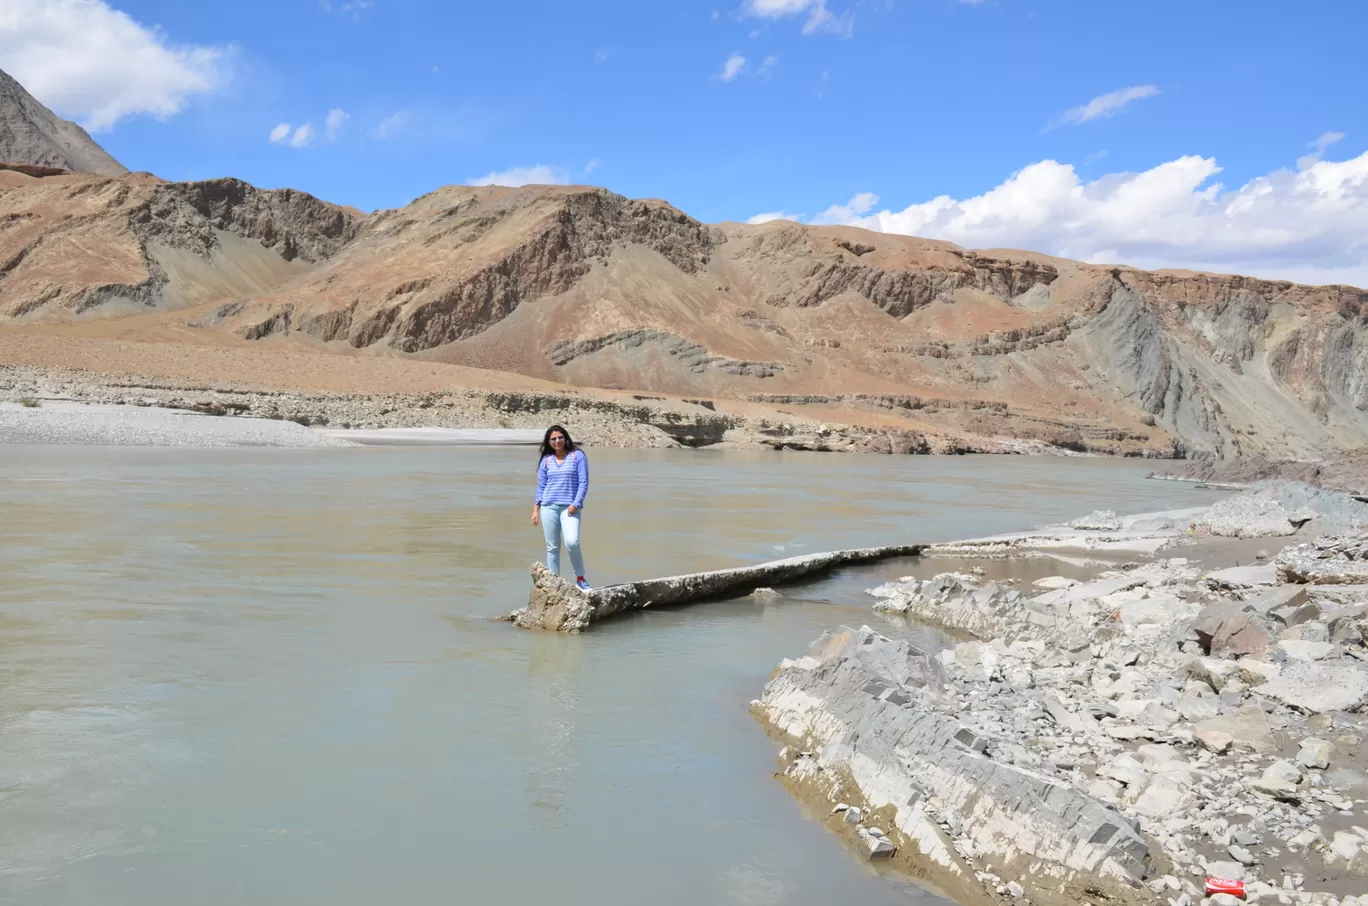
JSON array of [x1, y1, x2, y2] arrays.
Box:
[[3, 167, 1367, 460], [0, 68, 128, 177]]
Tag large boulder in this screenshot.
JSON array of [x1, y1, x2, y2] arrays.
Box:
[[1192, 602, 1271, 657]]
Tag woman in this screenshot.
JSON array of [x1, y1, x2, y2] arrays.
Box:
[[531, 424, 591, 590]]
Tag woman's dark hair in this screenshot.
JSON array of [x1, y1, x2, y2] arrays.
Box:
[[538, 424, 578, 460]]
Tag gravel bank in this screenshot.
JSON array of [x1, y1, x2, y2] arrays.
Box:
[[0, 402, 356, 447]]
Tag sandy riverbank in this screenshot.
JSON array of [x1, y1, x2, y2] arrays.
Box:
[[754, 482, 1368, 906]]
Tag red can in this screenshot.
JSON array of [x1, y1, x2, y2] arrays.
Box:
[[1205, 878, 1246, 899]]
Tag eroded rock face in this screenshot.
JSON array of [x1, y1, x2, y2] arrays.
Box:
[[755, 626, 1152, 906], [0, 174, 361, 319]]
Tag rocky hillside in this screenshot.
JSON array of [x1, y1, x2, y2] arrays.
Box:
[[0, 170, 360, 318], [0, 68, 128, 176], [2, 169, 1367, 460]]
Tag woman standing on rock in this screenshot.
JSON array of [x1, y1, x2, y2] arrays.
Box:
[[532, 424, 591, 590]]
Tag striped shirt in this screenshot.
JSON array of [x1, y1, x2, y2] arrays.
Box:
[[535, 449, 589, 508]]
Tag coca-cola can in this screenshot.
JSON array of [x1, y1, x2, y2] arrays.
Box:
[[1205, 878, 1246, 899]]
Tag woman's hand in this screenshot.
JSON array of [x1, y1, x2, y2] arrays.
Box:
[[567, 505, 579, 516], [531, 506, 540, 526]]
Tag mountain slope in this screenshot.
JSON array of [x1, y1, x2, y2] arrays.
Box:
[[0, 172, 359, 320], [2, 173, 1366, 460], [0, 68, 128, 176]]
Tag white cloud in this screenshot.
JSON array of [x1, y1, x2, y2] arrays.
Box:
[[373, 111, 409, 139], [719, 53, 747, 82], [288, 123, 315, 148], [1053, 84, 1160, 127], [747, 211, 804, 224], [758, 55, 779, 78], [467, 165, 570, 188], [325, 108, 349, 142], [268, 122, 292, 144], [583, 158, 601, 174], [0, 0, 231, 131], [1298, 131, 1345, 170], [774, 145, 1368, 287], [739, 0, 851, 36]]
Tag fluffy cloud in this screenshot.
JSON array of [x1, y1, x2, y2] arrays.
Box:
[[268, 122, 314, 148], [0, 0, 230, 131], [718, 53, 747, 82], [467, 165, 570, 187], [1053, 85, 1160, 127], [288, 123, 314, 148], [739, 0, 851, 36], [325, 108, 349, 142], [777, 146, 1368, 287]]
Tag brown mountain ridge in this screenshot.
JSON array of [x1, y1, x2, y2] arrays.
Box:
[[1, 131, 1366, 459]]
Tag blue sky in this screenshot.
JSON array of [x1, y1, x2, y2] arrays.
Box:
[[4, 0, 1367, 285]]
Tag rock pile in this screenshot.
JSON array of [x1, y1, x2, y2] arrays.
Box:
[[1277, 536, 1368, 585], [757, 490, 1368, 906]]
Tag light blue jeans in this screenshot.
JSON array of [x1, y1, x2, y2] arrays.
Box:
[[540, 504, 586, 578]]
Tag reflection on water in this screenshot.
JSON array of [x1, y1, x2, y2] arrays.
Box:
[[0, 446, 1226, 905]]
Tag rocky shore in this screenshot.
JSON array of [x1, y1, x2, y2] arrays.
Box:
[[1150, 456, 1368, 499], [753, 483, 1368, 906]]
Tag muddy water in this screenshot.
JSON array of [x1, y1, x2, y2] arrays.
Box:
[[0, 447, 1228, 905]]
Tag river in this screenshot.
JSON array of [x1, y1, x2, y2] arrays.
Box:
[[0, 446, 1227, 905]]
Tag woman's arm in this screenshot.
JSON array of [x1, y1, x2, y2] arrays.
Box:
[[532, 457, 547, 524], [571, 451, 588, 509]]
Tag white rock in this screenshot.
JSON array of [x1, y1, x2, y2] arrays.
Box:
[[1330, 831, 1364, 862], [1007, 881, 1026, 898], [1259, 662, 1368, 714], [1297, 738, 1334, 770], [1207, 860, 1246, 881], [867, 835, 896, 858], [1278, 640, 1336, 662], [1266, 760, 1304, 784], [1132, 780, 1197, 818], [1033, 576, 1079, 590], [1237, 660, 1281, 687], [843, 807, 864, 823]]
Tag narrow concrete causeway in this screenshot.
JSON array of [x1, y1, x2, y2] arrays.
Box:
[[504, 544, 925, 632]]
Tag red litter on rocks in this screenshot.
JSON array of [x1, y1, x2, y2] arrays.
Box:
[[1205, 878, 1246, 899]]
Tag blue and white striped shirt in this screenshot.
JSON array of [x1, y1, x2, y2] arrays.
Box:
[[535, 450, 589, 508]]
